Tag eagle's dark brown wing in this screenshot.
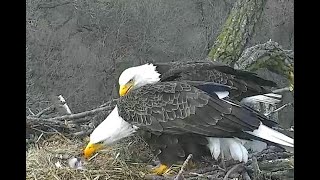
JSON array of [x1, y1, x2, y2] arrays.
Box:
[[117, 81, 271, 138], [154, 61, 277, 100]]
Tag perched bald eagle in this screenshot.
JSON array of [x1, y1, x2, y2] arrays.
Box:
[[118, 61, 281, 104], [84, 62, 293, 175]]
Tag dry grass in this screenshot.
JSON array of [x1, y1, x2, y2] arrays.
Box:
[[26, 134, 153, 180], [26, 133, 294, 180]]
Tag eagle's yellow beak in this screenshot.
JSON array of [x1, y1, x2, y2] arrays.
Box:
[[119, 82, 134, 96], [83, 142, 103, 159]]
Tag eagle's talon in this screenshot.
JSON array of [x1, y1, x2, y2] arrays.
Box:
[[151, 164, 169, 175]]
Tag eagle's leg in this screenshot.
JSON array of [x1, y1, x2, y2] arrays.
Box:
[[219, 150, 226, 170], [151, 164, 169, 175]]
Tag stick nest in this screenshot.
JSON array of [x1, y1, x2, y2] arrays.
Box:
[[26, 134, 153, 180]]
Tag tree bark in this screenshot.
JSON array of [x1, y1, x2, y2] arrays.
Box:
[[235, 40, 294, 87], [208, 0, 266, 66], [206, 1, 294, 179]]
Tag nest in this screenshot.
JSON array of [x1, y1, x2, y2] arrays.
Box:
[[27, 134, 294, 180], [26, 134, 153, 180]]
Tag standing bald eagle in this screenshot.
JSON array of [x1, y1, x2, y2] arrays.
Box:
[[84, 81, 293, 174], [84, 73, 293, 174], [118, 61, 281, 104]]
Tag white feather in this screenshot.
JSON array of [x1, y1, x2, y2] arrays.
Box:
[[246, 123, 294, 147], [229, 142, 242, 161], [215, 91, 229, 99], [207, 138, 248, 163], [233, 137, 249, 162], [90, 106, 138, 145], [263, 93, 282, 98], [206, 137, 220, 160], [241, 93, 282, 104], [239, 143, 248, 163], [119, 63, 161, 89], [222, 99, 240, 106]]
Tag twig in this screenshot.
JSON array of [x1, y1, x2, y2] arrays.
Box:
[[72, 130, 93, 137], [31, 127, 60, 135], [252, 157, 261, 178], [174, 154, 193, 180], [26, 104, 115, 123], [43, 124, 73, 143], [27, 116, 68, 126], [35, 133, 44, 143], [35, 106, 55, 117], [32, 172, 37, 180], [272, 87, 291, 94], [88, 153, 99, 162], [28, 108, 35, 116], [272, 126, 294, 133], [264, 102, 293, 116], [99, 99, 118, 107], [223, 163, 243, 180], [242, 170, 251, 180], [52, 174, 61, 180]]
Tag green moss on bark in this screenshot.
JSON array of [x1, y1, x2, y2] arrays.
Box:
[[208, 0, 266, 66]]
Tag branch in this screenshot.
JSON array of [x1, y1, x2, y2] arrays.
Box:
[[208, 0, 266, 65], [174, 154, 193, 180], [264, 102, 293, 116], [72, 129, 93, 137], [27, 108, 35, 116], [26, 99, 117, 137], [26, 103, 116, 123], [235, 40, 294, 87], [242, 171, 251, 180], [35, 106, 56, 117], [223, 163, 243, 180], [272, 87, 292, 93], [27, 116, 67, 126]]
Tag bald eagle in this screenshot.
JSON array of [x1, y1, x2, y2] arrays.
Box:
[[84, 62, 293, 175], [118, 61, 281, 104]]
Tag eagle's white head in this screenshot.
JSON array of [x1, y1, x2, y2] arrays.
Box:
[[118, 63, 161, 96], [83, 106, 138, 159]]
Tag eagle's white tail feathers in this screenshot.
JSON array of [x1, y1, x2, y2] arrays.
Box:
[[206, 138, 248, 163], [241, 93, 282, 104], [229, 142, 242, 161], [246, 123, 294, 148], [207, 137, 220, 160], [206, 125, 293, 163], [239, 142, 248, 162]]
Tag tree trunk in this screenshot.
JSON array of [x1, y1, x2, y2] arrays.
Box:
[[206, 1, 294, 179], [208, 0, 266, 66]]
